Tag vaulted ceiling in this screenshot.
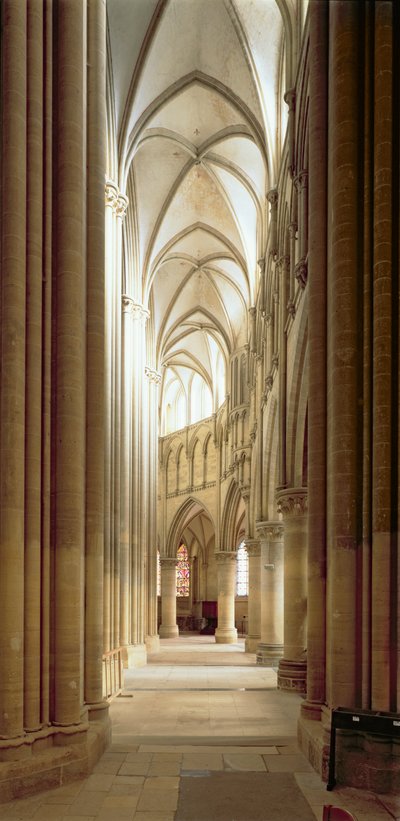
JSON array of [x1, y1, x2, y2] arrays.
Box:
[[107, 0, 298, 431]]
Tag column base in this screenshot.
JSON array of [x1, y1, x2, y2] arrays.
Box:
[[215, 627, 238, 644], [0, 712, 110, 803], [300, 699, 323, 721], [245, 634, 260, 653], [122, 644, 147, 669], [277, 657, 307, 693], [299, 710, 400, 793], [256, 642, 283, 666], [298, 712, 328, 783], [159, 624, 179, 638], [145, 634, 160, 653]]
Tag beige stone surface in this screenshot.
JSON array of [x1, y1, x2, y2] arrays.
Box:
[[136, 790, 178, 813], [223, 753, 267, 771]]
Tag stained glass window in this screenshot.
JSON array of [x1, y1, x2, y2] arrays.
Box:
[[157, 550, 161, 596], [176, 543, 190, 597], [236, 541, 248, 596]]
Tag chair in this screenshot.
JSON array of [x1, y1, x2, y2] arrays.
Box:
[[323, 806, 357, 821]]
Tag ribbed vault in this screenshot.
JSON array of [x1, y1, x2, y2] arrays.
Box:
[[107, 0, 296, 434]]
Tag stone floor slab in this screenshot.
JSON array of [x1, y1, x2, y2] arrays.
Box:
[[136, 790, 178, 813], [182, 753, 224, 771], [223, 753, 267, 771], [142, 777, 179, 791], [264, 753, 314, 772], [175, 771, 316, 821], [146, 762, 181, 776]]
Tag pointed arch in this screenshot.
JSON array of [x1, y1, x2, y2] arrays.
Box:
[[220, 479, 245, 552], [165, 496, 215, 558]]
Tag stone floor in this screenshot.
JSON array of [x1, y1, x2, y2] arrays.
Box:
[[0, 636, 397, 821]]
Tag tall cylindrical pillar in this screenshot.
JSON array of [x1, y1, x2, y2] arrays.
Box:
[[41, 0, 53, 728], [215, 552, 238, 644], [277, 489, 308, 693], [53, 0, 86, 726], [24, 0, 43, 733], [244, 539, 261, 653], [301, 0, 328, 721], [371, 0, 394, 713], [145, 368, 161, 652], [326, 0, 361, 709], [256, 523, 284, 666], [0, 0, 27, 740], [159, 558, 179, 638], [103, 181, 118, 654], [120, 296, 133, 654], [85, 0, 106, 710]]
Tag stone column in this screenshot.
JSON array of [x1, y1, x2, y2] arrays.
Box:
[[371, 0, 394, 713], [112, 193, 128, 654], [0, 0, 27, 741], [267, 189, 278, 258], [145, 368, 161, 653], [284, 88, 296, 177], [256, 523, 284, 665], [301, 0, 328, 722], [54, 0, 86, 726], [244, 539, 261, 653], [120, 295, 133, 661], [130, 300, 149, 665], [159, 558, 179, 638], [104, 181, 118, 654], [276, 489, 308, 693], [41, 0, 53, 728], [287, 220, 297, 313], [85, 0, 107, 713], [24, 0, 43, 733], [326, 0, 360, 710], [215, 552, 238, 644]]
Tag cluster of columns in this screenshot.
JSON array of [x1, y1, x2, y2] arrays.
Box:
[[0, 0, 108, 782], [104, 207, 161, 667]]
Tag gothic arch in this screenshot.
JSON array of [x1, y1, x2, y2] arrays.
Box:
[[286, 297, 308, 486], [220, 479, 245, 551], [165, 496, 215, 558]]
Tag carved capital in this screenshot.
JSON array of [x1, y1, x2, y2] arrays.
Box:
[[215, 551, 237, 564], [159, 557, 179, 568], [288, 222, 298, 240], [244, 538, 261, 557], [105, 180, 119, 209], [145, 366, 162, 385], [258, 257, 266, 274], [105, 180, 129, 218], [276, 487, 308, 517], [249, 306, 257, 319], [295, 258, 308, 289], [116, 193, 129, 219], [255, 520, 284, 541], [278, 254, 290, 271], [284, 88, 296, 111], [294, 170, 308, 191], [287, 299, 296, 317], [266, 188, 278, 208], [122, 295, 150, 322]]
